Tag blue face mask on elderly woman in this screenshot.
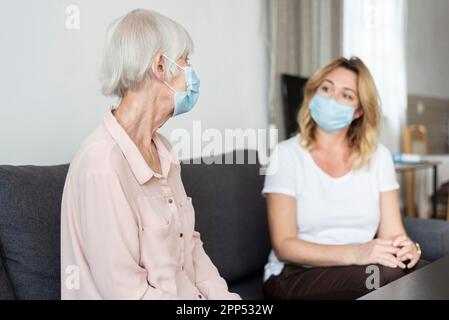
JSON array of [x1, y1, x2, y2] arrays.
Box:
[[309, 95, 356, 133], [162, 55, 200, 117]]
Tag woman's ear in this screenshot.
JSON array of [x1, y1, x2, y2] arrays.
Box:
[[354, 107, 364, 120], [152, 53, 165, 82]]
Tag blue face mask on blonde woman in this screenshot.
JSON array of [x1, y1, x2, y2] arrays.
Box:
[[309, 72, 362, 133]]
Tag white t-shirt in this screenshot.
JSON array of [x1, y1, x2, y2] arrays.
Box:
[[262, 135, 399, 281]]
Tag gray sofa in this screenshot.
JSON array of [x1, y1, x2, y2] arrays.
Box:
[[1, 150, 449, 300]]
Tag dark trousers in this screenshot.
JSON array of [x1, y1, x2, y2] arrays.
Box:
[[263, 260, 429, 300]]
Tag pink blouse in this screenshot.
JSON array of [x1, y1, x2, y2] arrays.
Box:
[[61, 107, 240, 300]]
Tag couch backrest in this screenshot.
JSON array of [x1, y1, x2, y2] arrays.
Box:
[[0, 150, 270, 299], [181, 150, 271, 283], [0, 165, 67, 299]]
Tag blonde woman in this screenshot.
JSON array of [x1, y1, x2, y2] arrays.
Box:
[[61, 9, 240, 300], [263, 57, 428, 300]]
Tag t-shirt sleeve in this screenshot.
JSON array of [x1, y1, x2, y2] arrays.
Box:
[[262, 143, 298, 198], [378, 146, 400, 192]]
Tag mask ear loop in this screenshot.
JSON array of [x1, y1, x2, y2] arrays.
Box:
[[164, 81, 177, 93], [162, 54, 186, 71], [162, 54, 189, 93], [150, 58, 172, 91], [155, 55, 177, 93]]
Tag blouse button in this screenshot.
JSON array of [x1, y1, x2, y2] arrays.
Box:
[[180, 233, 183, 238], [168, 198, 173, 204], [198, 294, 203, 299]]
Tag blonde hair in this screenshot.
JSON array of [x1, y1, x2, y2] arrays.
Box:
[[298, 57, 381, 170]]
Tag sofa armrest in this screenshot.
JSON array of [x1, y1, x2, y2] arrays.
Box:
[[403, 217, 449, 262]]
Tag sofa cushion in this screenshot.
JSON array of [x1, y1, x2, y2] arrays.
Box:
[[0, 165, 68, 299], [228, 270, 265, 300], [403, 217, 449, 262], [0, 252, 15, 299], [181, 150, 271, 283]]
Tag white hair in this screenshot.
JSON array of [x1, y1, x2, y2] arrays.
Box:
[[100, 9, 194, 98]]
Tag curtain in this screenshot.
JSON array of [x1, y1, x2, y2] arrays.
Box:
[[268, 0, 343, 140], [343, 0, 408, 153]]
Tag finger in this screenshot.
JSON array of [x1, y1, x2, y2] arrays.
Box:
[[380, 254, 399, 268], [396, 240, 413, 249], [396, 246, 412, 258], [380, 259, 397, 268], [376, 239, 394, 246], [397, 259, 407, 269], [393, 235, 408, 247], [398, 254, 411, 262], [390, 253, 407, 269], [379, 245, 400, 255], [407, 255, 420, 269]]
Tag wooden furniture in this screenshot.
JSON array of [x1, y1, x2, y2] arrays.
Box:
[[402, 125, 428, 218], [395, 161, 441, 219]]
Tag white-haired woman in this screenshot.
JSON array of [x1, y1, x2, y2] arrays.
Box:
[[61, 9, 240, 300], [263, 57, 428, 300]]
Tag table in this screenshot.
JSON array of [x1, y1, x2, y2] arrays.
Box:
[[395, 161, 441, 218], [359, 255, 449, 300]]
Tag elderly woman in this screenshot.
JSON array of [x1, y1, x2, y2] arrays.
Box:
[[61, 9, 240, 300], [262, 57, 428, 300]]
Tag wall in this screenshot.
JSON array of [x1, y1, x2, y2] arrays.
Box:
[[0, 0, 269, 165], [407, 0, 449, 100], [406, 0, 449, 154]]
